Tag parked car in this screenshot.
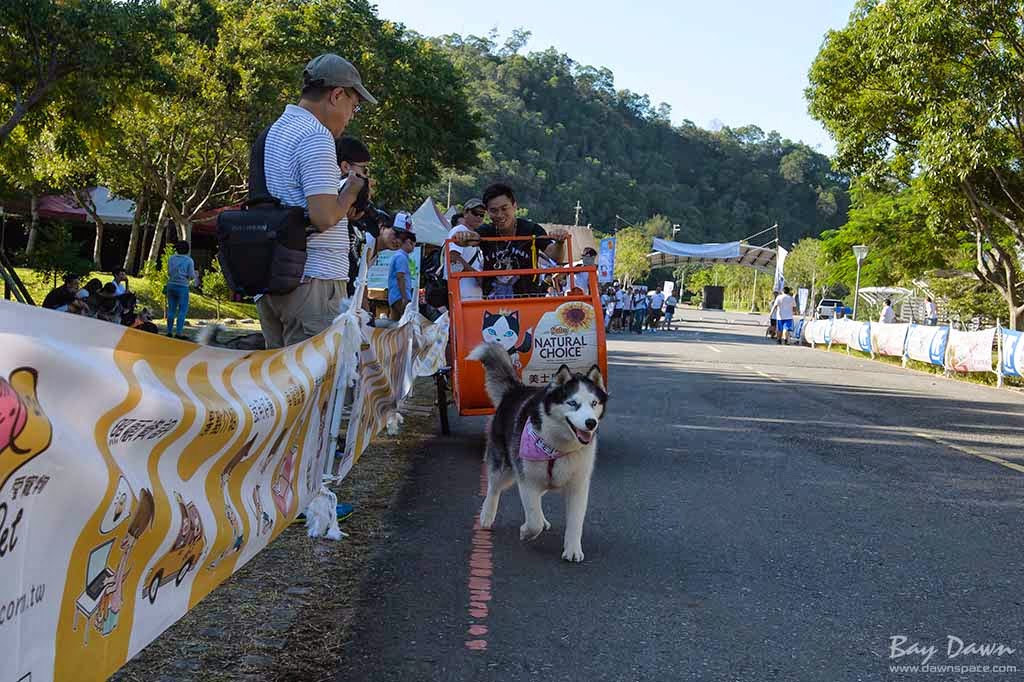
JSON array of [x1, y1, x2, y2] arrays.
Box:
[[817, 298, 852, 319]]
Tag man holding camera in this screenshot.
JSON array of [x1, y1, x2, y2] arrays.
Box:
[[256, 53, 375, 348]]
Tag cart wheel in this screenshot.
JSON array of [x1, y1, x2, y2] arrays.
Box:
[[435, 370, 450, 436]]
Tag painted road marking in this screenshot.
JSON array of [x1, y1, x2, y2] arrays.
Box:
[[914, 432, 1024, 475], [745, 365, 783, 384], [465, 463, 495, 651], [705, 345, 722, 353]]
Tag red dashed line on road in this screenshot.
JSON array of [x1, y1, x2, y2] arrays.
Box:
[[465, 463, 494, 651]]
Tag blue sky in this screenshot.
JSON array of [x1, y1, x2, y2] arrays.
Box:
[[372, 0, 856, 153]]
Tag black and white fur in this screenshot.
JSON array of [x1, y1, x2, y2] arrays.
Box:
[[469, 343, 608, 562]]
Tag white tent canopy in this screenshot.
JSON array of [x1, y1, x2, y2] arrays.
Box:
[[647, 237, 778, 273], [857, 287, 913, 306]]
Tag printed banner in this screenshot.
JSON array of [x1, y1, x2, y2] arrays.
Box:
[[946, 327, 996, 373], [905, 323, 950, 366], [872, 322, 910, 358], [829, 318, 858, 347], [803, 319, 830, 345], [0, 300, 352, 682], [367, 247, 422, 291], [342, 306, 448, 470], [598, 238, 616, 283], [1000, 327, 1024, 377], [849, 321, 873, 354]]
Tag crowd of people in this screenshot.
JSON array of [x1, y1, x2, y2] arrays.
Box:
[[41, 269, 159, 334], [597, 284, 679, 334]]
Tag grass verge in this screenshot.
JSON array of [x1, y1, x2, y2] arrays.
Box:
[[14, 267, 257, 321]]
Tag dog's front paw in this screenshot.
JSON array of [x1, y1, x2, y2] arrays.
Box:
[[561, 544, 585, 562], [520, 522, 544, 541]]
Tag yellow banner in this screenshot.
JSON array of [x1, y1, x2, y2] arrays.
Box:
[[0, 293, 448, 682]]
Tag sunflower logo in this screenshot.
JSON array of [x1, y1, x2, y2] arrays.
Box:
[[556, 302, 595, 331]]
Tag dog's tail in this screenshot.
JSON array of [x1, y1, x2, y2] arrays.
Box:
[[468, 343, 521, 405], [196, 323, 224, 347]]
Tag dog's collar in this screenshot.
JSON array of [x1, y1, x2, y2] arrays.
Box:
[[519, 422, 568, 461]]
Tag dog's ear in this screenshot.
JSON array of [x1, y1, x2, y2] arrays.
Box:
[[586, 365, 606, 393], [552, 365, 573, 387]]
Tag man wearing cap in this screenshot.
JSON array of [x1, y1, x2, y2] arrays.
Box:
[[445, 198, 486, 301], [255, 53, 377, 348]]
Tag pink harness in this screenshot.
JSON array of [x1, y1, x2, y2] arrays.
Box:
[[519, 422, 567, 484]]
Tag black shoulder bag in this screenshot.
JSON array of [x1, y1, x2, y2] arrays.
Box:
[[215, 127, 309, 296]]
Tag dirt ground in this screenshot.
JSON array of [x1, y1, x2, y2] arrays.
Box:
[[111, 379, 443, 682]]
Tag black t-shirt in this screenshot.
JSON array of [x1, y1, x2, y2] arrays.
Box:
[[42, 286, 77, 310], [477, 219, 551, 296]]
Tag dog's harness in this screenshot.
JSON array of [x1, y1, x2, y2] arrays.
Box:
[[519, 421, 568, 484]]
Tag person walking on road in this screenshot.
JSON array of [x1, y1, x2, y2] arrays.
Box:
[[648, 289, 664, 331], [662, 292, 678, 330], [769, 286, 797, 345]]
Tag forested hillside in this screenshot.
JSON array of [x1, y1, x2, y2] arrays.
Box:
[[426, 32, 849, 244]]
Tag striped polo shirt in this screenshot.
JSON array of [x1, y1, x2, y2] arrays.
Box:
[[264, 104, 349, 282]]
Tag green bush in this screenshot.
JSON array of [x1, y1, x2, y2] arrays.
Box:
[[22, 224, 93, 289], [201, 257, 231, 319]]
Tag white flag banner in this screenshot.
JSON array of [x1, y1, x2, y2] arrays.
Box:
[[774, 245, 788, 292]]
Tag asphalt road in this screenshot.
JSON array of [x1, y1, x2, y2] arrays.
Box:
[[337, 308, 1024, 682]]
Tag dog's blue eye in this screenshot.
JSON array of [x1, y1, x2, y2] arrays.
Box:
[[568, 401, 579, 409]]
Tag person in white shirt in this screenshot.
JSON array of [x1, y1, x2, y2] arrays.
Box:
[[662, 293, 678, 330], [880, 298, 896, 324], [613, 286, 626, 332], [445, 198, 487, 301], [925, 297, 938, 326], [648, 290, 665, 330], [769, 286, 797, 345], [570, 247, 597, 295]]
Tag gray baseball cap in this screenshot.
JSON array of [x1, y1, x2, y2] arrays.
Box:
[[463, 198, 484, 210], [302, 53, 378, 105]]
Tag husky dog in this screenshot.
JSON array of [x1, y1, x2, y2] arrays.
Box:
[[469, 343, 608, 562]]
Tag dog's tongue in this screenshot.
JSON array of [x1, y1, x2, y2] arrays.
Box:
[[574, 426, 593, 444]]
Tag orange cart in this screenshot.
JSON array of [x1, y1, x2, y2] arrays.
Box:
[[436, 235, 609, 430]]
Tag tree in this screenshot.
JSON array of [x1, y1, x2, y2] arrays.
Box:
[[808, 0, 1024, 328], [202, 257, 230, 319], [425, 33, 849, 240], [612, 228, 651, 285], [0, 0, 171, 145], [784, 238, 832, 297]]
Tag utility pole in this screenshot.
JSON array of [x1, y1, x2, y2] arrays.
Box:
[[574, 200, 583, 227], [672, 223, 680, 239], [446, 174, 452, 209]]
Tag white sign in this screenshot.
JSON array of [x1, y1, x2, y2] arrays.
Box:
[[368, 247, 422, 291], [663, 281, 674, 297]]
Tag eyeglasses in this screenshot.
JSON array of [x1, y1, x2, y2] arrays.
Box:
[[469, 210, 486, 217]]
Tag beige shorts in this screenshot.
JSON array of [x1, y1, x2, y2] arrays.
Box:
[[256, 279, 348, 349]]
